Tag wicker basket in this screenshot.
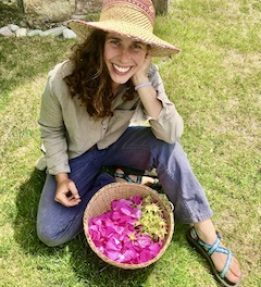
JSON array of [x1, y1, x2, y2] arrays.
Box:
[[83, 182, 174, 269]]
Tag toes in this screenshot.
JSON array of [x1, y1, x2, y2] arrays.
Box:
[[225, 257, 241, 284], [230, 257, 241, 278], [225, 270, 239, 284]]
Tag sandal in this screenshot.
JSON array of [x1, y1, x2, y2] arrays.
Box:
[[114, 171, 143, 184], [186, 227, 239, 287], [114, 168, 162, 191]]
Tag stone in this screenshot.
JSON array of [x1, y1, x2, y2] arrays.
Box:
[[62, 28, 77, 39], [8, 24, 20, 32], [74, 0, 102, 15], [41, 26, 66, 37], [27, 29, 43, 36], [23, 0, 75, 23], [26, 15, 51, 29], [0, 26, 14, 37], [15, 28, 27, 37]]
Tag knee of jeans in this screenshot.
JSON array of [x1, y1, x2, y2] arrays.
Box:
[[37, 223, 66, 247]]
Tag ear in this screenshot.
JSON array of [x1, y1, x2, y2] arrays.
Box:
[[145, 49, 151, 59], [146, 45, 151, 57]]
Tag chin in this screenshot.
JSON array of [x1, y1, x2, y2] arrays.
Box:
[[111, 74, 132, 85]]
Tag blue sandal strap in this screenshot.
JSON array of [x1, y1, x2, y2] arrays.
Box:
[[198, 235, 221, 256], [208, 237, 221, 255], [114, 172, 132, 183], [220, 250, 233, 278], [216, 246, 231, 255], [192, 228, 233, 279], [136, 175, 142, 184], [114, 172, 142, 184]]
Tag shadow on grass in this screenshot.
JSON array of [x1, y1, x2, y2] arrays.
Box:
[[69, 233, 154, 287], [68, 223, 189, 287], [13, 168, 52, 254], [13, 168, 153, 285], [13, 168, 73, 259], [13, 168, 190, 286]]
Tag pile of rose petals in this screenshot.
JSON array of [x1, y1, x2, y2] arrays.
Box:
[[88, 195, 164, 264]]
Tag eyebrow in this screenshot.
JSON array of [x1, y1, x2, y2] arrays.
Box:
[[106, 35, 144, 45], [106, 35, 121, 41]]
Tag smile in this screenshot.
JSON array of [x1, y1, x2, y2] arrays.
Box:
[[112, 64, 132, 74]]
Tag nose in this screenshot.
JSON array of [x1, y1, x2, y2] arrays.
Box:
[[119, 47, 131, 63]]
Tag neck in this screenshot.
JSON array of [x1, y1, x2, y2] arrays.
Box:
[[112, 82, 121, 95]]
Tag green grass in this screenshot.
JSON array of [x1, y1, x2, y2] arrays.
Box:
[[0, 1, 260, 286], [0, 1, 25, 27]]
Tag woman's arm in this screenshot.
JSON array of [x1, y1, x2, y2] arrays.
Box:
[[132, 55, 163, 119], [39, 71, 80, 207], [39, 75, 70, 175], [132, 57, 184, 143]]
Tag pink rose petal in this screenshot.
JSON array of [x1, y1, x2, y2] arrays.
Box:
[[130, 195, 143, 205], [88, 196, 165, 264], [139, 249, 153, 263], [105, 250, 121, 261], [136, 235, 152, 249], [106, 237, 122, 251]]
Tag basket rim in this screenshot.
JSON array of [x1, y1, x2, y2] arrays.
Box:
[[83, 182, 174, 269]]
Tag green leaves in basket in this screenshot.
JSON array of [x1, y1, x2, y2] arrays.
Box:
[[136, 195, 168, 241]]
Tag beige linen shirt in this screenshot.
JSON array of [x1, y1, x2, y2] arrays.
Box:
[[39, 60, 183, 175]]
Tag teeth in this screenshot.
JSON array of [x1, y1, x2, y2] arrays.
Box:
[[113, 64, 131, 73]]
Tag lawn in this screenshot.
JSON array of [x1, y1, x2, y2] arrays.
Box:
[[0, 1, 260, 286]]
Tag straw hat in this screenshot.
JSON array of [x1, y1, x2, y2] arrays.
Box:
[[68, 0, 180, 57]]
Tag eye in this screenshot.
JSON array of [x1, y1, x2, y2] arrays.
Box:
[[132, 42, 146, 51], [107, 38, 120, 47]]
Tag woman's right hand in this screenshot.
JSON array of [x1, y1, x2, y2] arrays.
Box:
[[54, 173, 81, 207]]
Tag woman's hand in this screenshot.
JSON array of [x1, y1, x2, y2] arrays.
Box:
[[54, 173, 81, 207], [132, 52, 152, 85], [132, 51, 163, 119]]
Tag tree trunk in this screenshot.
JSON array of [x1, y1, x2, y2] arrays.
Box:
[[152, 0, 170, 15]]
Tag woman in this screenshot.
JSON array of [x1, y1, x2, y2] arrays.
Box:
[[37, 1, 241, 286]]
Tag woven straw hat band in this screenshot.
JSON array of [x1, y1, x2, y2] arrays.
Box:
[[102, 0, 155, 23], [100, 6, 153, 32]]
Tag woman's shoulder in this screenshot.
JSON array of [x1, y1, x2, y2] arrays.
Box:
[[46, 60, 75, 100], [48, 60, 75, 82], [148, 63, 159, 77]]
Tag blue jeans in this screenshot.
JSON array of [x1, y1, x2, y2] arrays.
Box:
[[37, 127, 213, 246]]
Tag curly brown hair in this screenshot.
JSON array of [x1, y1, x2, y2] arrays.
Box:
[[64, 29, 135, 118]]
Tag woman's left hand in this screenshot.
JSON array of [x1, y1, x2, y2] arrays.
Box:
[[131, 51, 162, 119], [132, 52, 152, 86]]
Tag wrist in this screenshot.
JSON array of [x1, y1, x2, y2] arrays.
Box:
[[132, 75, 149, 86], [134, 81, 152, 91], [55, 173, 69, 184]]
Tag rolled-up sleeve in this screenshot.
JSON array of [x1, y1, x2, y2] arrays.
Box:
[[148, 66, 184, 143], [38, 74, 70, 175]]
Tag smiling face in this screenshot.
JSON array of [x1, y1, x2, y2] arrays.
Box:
[[104, 33, 148, 91]]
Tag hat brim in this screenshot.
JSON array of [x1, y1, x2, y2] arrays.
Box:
[[68, 20, 180, 57]]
